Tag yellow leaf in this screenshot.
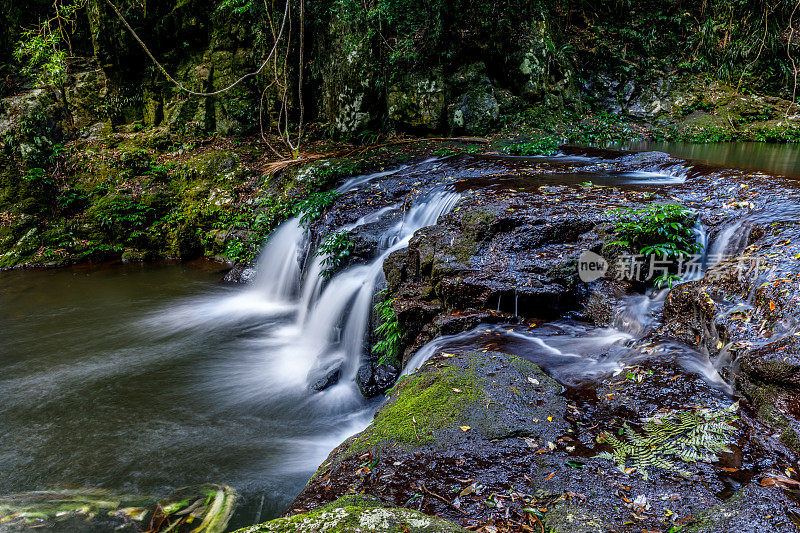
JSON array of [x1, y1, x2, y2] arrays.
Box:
[[460, 426, 471, 432]]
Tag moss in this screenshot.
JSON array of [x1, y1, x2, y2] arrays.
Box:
[[450, 234, 479, 263], [460, 209, 497, 241], [232, 494, 467, 533], [349, 364, 485, 452]]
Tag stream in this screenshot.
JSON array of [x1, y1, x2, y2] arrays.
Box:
[[2, 142, 800, 530]]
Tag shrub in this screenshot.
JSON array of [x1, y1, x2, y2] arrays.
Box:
[[500, 137, 561, 156], [316, 230, 354, 279], [606, 203, 703, 287]]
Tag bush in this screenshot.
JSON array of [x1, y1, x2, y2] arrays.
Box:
[[316, 230, 354, 279], [606, 203, 703, 287]]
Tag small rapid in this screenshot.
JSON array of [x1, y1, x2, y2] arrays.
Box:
[[403, 217, 752, 392]]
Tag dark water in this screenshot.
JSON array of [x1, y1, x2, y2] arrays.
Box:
[[0, 261, 372, 529], [613, 141, 800, 178]]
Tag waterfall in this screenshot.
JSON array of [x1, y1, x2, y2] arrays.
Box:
[[245, 189, 460, 404]]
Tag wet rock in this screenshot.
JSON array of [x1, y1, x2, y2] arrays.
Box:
[[288, 347, 786, 532], [223, 265, 256, 283], [287, 351, 570, 518], [357, 362, 400, 398], [234, 494, 467, 532], [309, 362, 342, 392], [448, 91, 499, 136], [381, 174, 654, 364], [684, 483, 800, 533]]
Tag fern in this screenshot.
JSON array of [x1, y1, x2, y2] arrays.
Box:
[[316, 230, 354, 279], [596, 403, 738, 480], [372, 289, 401, 367]]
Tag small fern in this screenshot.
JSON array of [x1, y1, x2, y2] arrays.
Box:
[[596, 403, 738, 480], [317, 230, 354, 279], [373, 289, 401, 367]]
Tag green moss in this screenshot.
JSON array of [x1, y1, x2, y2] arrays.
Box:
[[450, 234, 479, 264], [460, 209, 497, 241], [350, 364, 484, 452]]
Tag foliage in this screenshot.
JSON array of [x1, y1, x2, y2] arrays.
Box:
[[500, 137, 560, 156], [568, 0, 800, 96], [316, 230, 354, 279], [13, 0, 84, 87], [596, 403, 738, 480], [373, 289, 401, 367], [606, 203, 703, 287], [504, 109, 643, 146], [294, 190, 340, 228], [432, 144, 484, 157], [608, 204, 701, 258]]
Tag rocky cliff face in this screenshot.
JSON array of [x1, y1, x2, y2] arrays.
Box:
[[2, 0, 581, 143]]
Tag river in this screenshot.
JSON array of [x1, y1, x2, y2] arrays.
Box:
[[2, 141, 800, 530]]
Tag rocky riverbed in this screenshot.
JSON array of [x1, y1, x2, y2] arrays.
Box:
[[232, 148, 800, 532]]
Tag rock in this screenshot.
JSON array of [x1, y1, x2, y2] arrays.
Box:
[[318, 15, 381, 136], [233, 494, 467, 532], [357, 362, 400, 398], [684, 483, 800, 533], [517, 19, 577, 108], [448, 91, 499, 136], [287, 351, 570, 517], [223, 265, 257, 283], [387, 72, 446, 132], [309, 363, 342, 392]]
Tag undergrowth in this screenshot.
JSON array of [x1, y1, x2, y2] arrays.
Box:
[[317, 230, 354, 279], [606, 203, 702, 287]]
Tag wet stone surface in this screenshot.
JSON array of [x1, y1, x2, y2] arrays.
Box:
[[272, 148, 800, 531]]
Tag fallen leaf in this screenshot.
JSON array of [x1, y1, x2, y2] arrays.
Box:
[[460, 484, 476, 496], [459, 426, 471, 432]]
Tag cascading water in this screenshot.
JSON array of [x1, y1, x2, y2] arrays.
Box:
[[240, 189, 460, 406]]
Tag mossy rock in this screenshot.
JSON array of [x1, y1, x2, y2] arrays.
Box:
[[351, 351, 566, 453], [233, 495, 467, 533], [682, 483, 799, 532]]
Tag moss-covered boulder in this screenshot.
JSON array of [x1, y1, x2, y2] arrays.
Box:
[[286, 351, 571, 519], [387, 72, 446, 132], [233, 495, 467, 533]]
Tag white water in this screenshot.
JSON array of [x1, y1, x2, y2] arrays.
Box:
[[148, 168, 459, 409]]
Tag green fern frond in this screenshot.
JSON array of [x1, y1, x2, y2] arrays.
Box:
[[595, 403, 738, 480]]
